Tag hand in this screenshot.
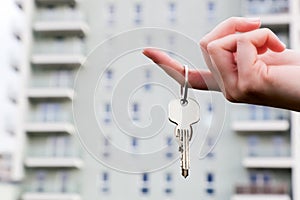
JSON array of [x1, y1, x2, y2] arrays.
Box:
[[143, 17, 300, 111]]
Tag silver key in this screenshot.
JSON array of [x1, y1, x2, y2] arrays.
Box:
[[168, 98, 200, 178]]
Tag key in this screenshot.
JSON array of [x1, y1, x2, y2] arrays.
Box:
[[168, 98, 200, 178]]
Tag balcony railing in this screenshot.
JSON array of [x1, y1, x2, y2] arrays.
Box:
[[25, 157, 83, 168], [28, 88, 74, 101], [231, 194, 290, 200], [242, 157, 293, 169], [22, 193, 81, 200], [25, 122, 75, 135], [31, 54, 85, 68], [33, 38, 85, 55], [33, 21, 89, 37], [232, 184, 290, 200], [35, 0, 78, 6], [232, 120, 290, 133]]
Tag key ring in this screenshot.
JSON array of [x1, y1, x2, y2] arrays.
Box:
[[180, 65, 189, 105]]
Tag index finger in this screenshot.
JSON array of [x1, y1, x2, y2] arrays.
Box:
[[143, 48, 219, 91]]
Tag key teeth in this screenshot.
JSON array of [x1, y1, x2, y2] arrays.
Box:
[[182, 169, 189, 178], [178, 146, 183, 152]]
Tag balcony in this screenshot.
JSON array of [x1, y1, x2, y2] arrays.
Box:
[[25, 122, 75, 135], [34, 37, 85, 54], [35, 0, 77, 6], [28, 88, 74, 101], [33, 21, 89, 37], [244, 14, 290, 26], [243, 0, 290, 24], [25, 157, 83, 168], [231, 194, 290, 200], [22, 193, 81, 200], [0, 183, 19, 200], [232, 120, 289, 133], [31, 54, 85, 69], [242, 157, 293, 169]]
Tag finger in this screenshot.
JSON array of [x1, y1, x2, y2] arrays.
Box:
[[219, 28, 286, 53], [200, 17, 261, 50], [235, 29, 286, 97], [143, 48, 220, 91], [207, 41, 238, 94], [260, 49, 300, 66], [208, 28, 285, 95], [218, 28, 285, 81], [200, 17, 261, 86], [246, 28, 286, 52]]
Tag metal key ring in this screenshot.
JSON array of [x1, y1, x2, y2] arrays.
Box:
[[180, 65, 189, 105]]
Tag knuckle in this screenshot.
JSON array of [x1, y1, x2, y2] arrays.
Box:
[[222, 79, 256, 103], [237, 33, 248, 43], [226, 16, 239, 24], [261, 71, 269, 84], [199, 38, 208, 50], [224, 90, 239, 103], [206, 41, 219, 54], [224, 93, 236, 102], [237, 80, 255, 99], [225, 16, 243, 26], [260, 27, 272, 34], [221, 84, 239, 103], [261, 27, 271, 32], [260, 68, 272, 88]]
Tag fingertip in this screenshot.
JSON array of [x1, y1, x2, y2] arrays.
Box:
[[142, 48, 167, 62], [245, 17, 261, 25], [270, 29, 286, 52], [142, 48, 155, 57], [279, 41, 286, 51], [142, 48, 159, 64], [142, 48, 147, 55], [228, 16, 261, 32], [143, 48, 165, 65], [270, 35, 287, 52]]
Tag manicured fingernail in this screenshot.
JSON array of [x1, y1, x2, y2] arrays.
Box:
[[247, 17, 261, 23], [280, 41, 286, 48]]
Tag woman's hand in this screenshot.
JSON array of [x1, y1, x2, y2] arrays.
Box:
[[143, 17, 300, 111]]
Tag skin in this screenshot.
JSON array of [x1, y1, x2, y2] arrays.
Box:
[[143, 17, 300, 111]]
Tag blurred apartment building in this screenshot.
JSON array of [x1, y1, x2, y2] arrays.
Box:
[[1, 0, 300, 200]]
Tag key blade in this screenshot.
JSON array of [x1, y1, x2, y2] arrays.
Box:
[[181, 129, 190, 178], [182, 169, 188, 178]]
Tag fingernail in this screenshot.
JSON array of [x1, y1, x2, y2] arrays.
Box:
[[280, 41, 286, 48], [247, 17, 261, 23]]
